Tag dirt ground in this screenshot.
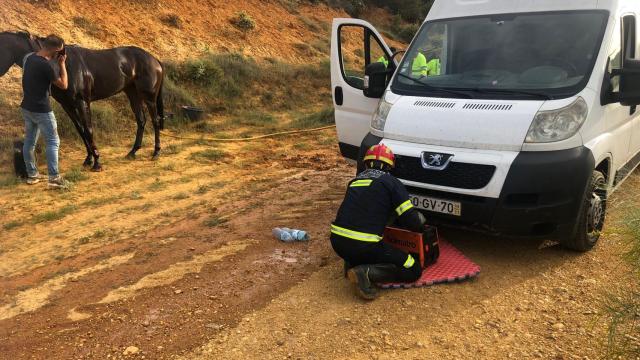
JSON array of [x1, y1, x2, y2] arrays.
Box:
[[0, 125, 638, 359]]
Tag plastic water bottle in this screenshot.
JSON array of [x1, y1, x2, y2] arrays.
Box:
[[282, 228, 309, 241], [272, 228, 294, 242], [290, 229, 310, 241], [272, 228, 310, 242]]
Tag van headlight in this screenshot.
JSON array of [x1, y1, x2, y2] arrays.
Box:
[[525, 97, 588, 143], [372, 99, 392, 131]]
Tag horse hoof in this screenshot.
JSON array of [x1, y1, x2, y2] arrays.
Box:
[[125, 153, 136, 160], [152, 154, 160, 161], [83, 161, 93, 168], [91, 165, 103, 172]]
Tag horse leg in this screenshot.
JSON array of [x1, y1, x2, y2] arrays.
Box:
[[125, 89, 146, 160], [76, 99, 102, 172], [144, 97, 161, 160], [60, 102, 93, 167]]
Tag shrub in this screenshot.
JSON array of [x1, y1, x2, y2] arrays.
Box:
[[160, 14, 182, 29], [72, 16, 102, 38], [231, 12, 256, 31], [169, 59, 224, 86], [396, 23, 419, 43]]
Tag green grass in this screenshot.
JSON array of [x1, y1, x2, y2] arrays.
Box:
[[230, 111, 277, 127], [165, 53, 330, 115], [161, 163, 176, 171], [163, 144, 184, 155], [32, 205, 77, 224], [64, 167, 89, 183], [203, 216, 228, 227], [172, 192, 190, 200], [149, 179, 167, 192], [605, 208, 640, 358], [298, 15, 320, 32], [291, 107, 335, 128], [3, 221, 21, 231], [196, 184, 212, 195], [81, 195, 121, 207], [72, 16, 102, 37], [293, 142, 312, 150], [130, 191, 143, 200], [189, 149, 228, 163], [0, 176, 19, 188]]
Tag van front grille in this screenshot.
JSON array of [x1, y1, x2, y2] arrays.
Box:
[[392, 155, 496, 190]]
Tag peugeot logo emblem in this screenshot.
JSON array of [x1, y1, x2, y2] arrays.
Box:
[[421, 152, 453, 171]]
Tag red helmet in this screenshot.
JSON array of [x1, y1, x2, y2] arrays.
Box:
[[364, 144, 395, 168]]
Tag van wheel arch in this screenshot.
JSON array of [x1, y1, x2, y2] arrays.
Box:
[[595, 157, 612, 183], [561, 171, 607, 252]]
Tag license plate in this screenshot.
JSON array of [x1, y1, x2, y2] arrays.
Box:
[[410, 195, 462, 216]]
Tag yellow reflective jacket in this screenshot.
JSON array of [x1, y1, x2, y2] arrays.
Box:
[[412, 53, 428, 77], [377, 56, 389, 68], [427, 58, 441, 76]]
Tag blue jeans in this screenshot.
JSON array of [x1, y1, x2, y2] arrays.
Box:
[[22, 109, 60, 179]]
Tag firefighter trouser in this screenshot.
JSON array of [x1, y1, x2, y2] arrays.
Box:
[[330, 234, 422, 283]]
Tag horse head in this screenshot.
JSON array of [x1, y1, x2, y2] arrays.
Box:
[[0, 30, 42, 76]]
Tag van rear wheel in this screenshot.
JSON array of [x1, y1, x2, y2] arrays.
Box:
[[561, 171, 607, 252]]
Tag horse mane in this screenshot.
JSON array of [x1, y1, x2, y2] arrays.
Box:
[[0, 30, 31, 37]]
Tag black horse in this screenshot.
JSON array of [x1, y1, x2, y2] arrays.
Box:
[[0, 31, 165, 171]]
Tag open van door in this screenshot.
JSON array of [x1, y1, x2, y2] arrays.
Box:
[[331, 18, 395, 161]]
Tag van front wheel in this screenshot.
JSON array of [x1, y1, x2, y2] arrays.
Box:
[[561, 171, 607, 252]]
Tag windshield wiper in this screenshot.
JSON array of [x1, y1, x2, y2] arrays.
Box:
[[396, 73, 473, 99], [450, 87, 554, 100]]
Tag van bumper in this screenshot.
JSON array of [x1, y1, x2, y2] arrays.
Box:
[[358, 136, 596, 239], [410, 147, 594, 238]]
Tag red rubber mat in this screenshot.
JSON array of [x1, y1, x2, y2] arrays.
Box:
[[380, 239, 480, 289]]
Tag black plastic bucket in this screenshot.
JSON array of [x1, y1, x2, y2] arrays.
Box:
[[181, 106, 205, 121]]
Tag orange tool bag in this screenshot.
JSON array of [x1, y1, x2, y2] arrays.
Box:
[[382, 226, 440, 269]]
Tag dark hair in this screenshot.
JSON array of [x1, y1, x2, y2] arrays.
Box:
[[42, 35, 64, 50]]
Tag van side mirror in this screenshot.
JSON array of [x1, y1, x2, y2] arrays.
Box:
[[364, 62, 388, 99], [619, 59, 640, 106]]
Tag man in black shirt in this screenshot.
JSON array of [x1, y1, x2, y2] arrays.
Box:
[[331, 144, 437, 300], [21, 34, 68, 188]]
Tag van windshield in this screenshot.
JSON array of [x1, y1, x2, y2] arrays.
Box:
[[391, 11, 608, 99]]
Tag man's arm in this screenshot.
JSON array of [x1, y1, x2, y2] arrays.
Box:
[[389, 177, 426, 232], [52, 54, 68, 90], [396, 208, 426, 233]]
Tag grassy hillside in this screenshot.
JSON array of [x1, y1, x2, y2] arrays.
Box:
[[0, 0, 410, 168]]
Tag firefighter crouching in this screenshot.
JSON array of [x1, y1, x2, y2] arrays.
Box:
[[330, 144, 440, 300]]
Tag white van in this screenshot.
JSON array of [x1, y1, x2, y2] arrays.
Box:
[[330, 0, 640, 251]]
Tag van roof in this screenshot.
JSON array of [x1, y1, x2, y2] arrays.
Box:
[[426, 0, 629, 21]]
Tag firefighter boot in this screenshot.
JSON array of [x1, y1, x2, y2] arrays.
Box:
[[347, 264, 400, 300], [347, 265, 378, 300], [366, 264, 402, 284]]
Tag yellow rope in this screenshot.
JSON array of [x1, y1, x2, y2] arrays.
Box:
[[160, 125, 336, 143]]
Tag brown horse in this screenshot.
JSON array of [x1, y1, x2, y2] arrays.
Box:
[[0, 31, 165, 171]]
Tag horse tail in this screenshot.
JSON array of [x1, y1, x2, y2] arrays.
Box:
[[157, 63, 165, 130]]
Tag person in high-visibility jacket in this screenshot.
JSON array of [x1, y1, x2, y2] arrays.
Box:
[[412, 49, 441, 77], [412, 51, 429, 77], [426, 57, 441, 76], [376, 47, 397, 68], [330, 144, 439, 300]]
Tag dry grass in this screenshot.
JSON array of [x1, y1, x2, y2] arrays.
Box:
[[605, 180, 640, 359]]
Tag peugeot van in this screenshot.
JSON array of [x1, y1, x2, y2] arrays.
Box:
[[330, 0, 640, 251]]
